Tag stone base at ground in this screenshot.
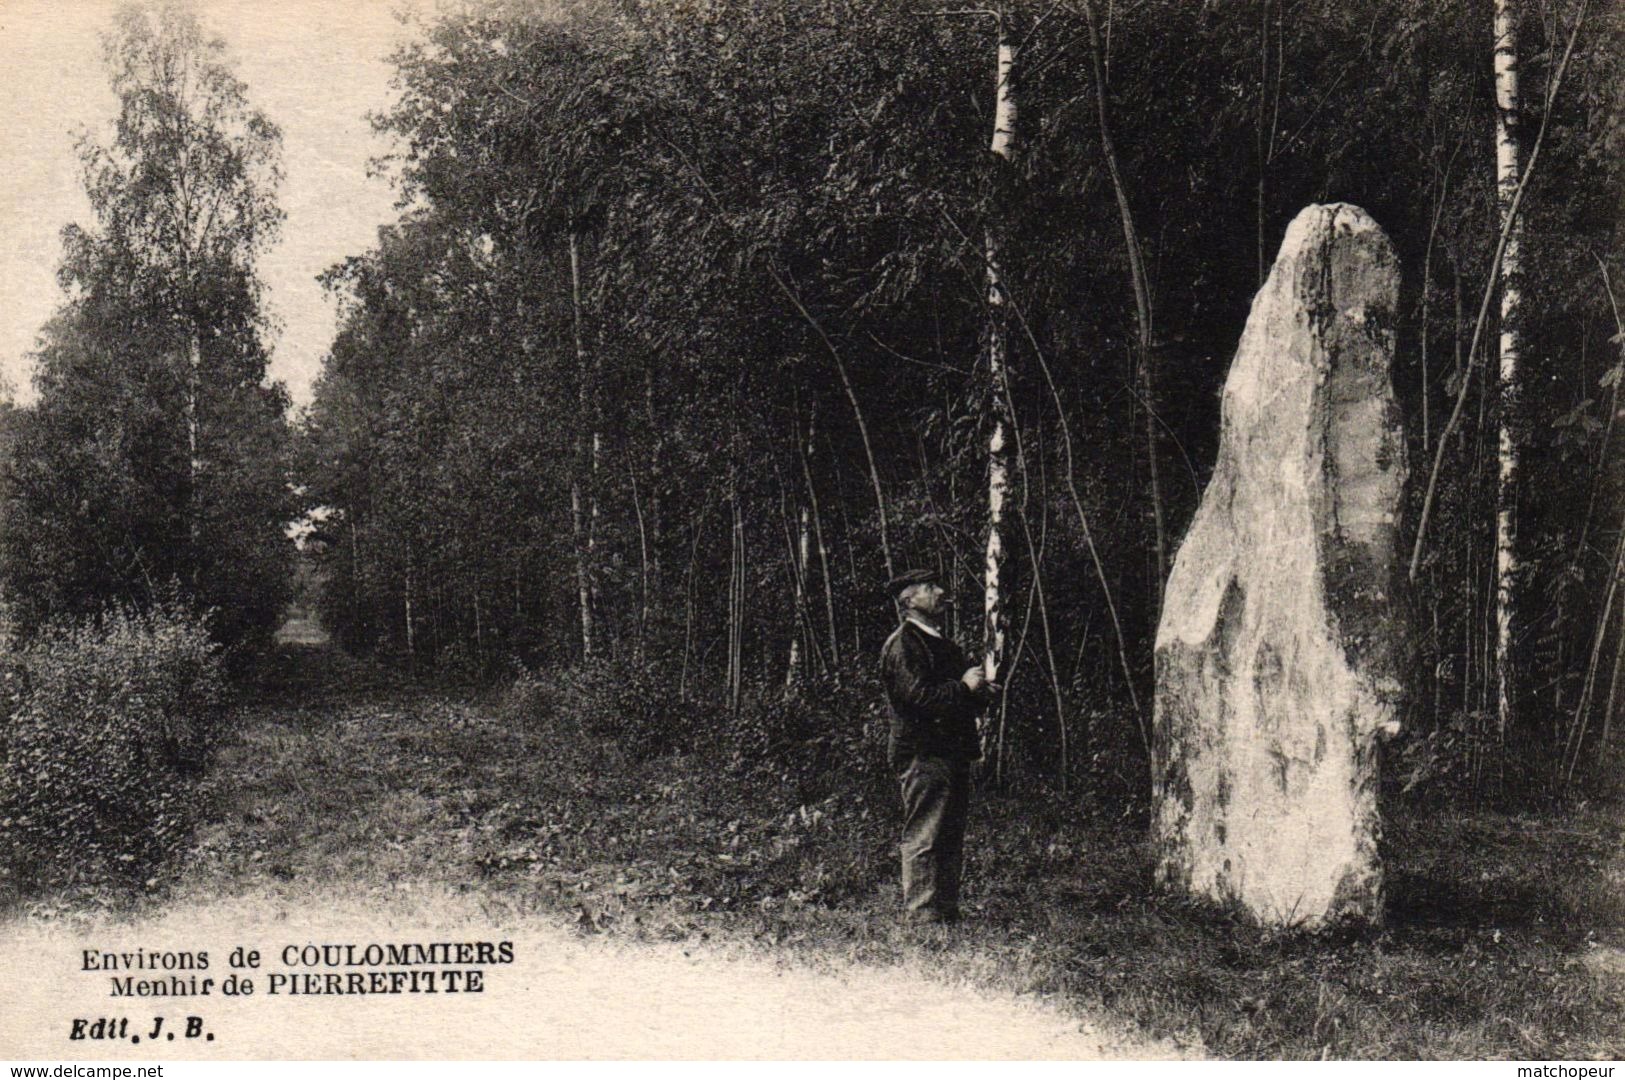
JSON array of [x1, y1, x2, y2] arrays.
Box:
[[1152, 202, 1407, 928]]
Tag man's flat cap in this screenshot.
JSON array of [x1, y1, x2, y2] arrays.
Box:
[[886, 568, 942, 594]]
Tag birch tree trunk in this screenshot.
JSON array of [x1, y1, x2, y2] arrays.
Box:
[[569, 229, 597, 660], [185, 331, 202, 583], [570, 477, 593, 659], [983, 11, 1017, 688], [1493, 0, 1523, 747]]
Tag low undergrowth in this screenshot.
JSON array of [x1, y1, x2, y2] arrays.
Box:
[[0, 604, 226, 898], [68, 648, 1625, 1059]]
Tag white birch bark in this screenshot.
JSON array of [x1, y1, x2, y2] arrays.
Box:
[[984, 15, 1017, 687], [1493, 0, 1523, 743], [570, 479, 593, 660], [186, 331, 202, 565]]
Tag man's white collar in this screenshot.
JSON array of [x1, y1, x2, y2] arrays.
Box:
[[904, 614, 943, 638]]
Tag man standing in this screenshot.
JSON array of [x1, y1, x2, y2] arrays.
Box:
[[879, 568, 991, 924]]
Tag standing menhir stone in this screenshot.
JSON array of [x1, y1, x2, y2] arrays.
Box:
[[1153, 203, 1406, 928]]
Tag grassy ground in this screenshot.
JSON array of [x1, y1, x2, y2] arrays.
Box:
[[153, 646, 1625, 1059]]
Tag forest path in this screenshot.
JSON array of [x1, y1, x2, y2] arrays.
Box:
[[0, 640, 1194, 1060], [1, 884, 1186, 1059]]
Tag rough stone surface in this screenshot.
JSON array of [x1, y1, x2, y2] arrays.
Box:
[[1152, 203, 1407, 928]]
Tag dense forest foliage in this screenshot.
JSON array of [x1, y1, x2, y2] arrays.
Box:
[[0, 3, 279, 885], [4, 6, 1623, 1051], [1, 2, 292, 655], [295, 0, 1623, 803], [3, 0, 1621, 811]]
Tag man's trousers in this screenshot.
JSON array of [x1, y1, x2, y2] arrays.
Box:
[[898, 754, 971, 920]]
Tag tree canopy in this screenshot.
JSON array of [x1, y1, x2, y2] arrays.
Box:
[[3, 0, 293, 654], [293, 0, 1625, 796]]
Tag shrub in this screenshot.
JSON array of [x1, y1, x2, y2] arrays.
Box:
[[720, 677, 890, 791], [499, 659, 701, 757], [572, 659, 716, 759], [501, 658, 889, 776], [497, 667, 553, 728], [0, 603, 226, 892], [1388, 709, 1488, 803]]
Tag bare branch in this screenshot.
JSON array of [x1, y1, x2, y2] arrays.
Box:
[[864, 331, 971, 376]]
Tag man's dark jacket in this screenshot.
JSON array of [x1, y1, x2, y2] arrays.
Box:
[[880, 619, 982, 770]]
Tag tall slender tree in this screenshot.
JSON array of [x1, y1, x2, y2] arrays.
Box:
[[984, 7, 1019, 693], [1080, 0, 1164, 614], [88, 1, 281, 539], [568, 228, 599, 660], [1493, 0, 1524, 747], [4, 0, 290, 649]]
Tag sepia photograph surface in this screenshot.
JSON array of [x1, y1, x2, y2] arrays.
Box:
[[0, 0, 1621, 1062]]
